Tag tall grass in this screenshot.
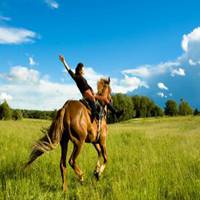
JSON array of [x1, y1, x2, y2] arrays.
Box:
[[0, 116, 200, 199]]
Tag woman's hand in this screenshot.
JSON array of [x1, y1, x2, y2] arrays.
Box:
[[59, 55, 65, 63], [59, 55, 70, 71]]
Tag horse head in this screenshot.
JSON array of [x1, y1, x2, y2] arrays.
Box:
[[97, 77, 112, 103]]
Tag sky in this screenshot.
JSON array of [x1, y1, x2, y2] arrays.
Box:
[[0, 0, 200, 110]]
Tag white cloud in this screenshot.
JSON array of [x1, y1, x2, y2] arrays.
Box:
[[182, 27, 200, 52], [111, 74, 149, 94], [189, 59, 196, 66], [157, 92, 167, 98], [0, 66, 80, 110], [0, 92, 13, 102], [188, 59, 200, 66], [29, 56, 37, 66], [122, 61, 180, 79], [122, 66, 151, 78], [157, 61, 180, 73], [157, 82, 168, 90], [9, 66, 40, 82], [0, 80, 80, 110], [84, 67, 104, 90], [171, 68, 185, 77], [0, 27, 38, 44], [0, 16, 11, 21], [45, 0, 59, 9], [181, 27, 200, 66]]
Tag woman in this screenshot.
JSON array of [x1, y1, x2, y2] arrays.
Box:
[[59, 55, 123, 122]]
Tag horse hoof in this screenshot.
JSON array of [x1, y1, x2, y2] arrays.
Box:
[[62, 185, 67, 192], [79, 176, 84, 184], [94, 171, 100, 181]]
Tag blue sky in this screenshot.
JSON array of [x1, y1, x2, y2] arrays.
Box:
[[0, 0, 200, 110]]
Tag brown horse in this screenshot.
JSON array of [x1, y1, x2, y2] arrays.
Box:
[[24, 78, 111, 191]]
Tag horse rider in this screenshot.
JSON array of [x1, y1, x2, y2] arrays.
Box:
[[59, 55, 123, 122]]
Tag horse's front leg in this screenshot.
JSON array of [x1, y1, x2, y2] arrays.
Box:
[[98, 141, 108, 176], [93, 143, 102, 180], [93, 139, 108, 180]]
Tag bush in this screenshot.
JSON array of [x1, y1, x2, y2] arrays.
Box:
[[0, 101, 12, 120]]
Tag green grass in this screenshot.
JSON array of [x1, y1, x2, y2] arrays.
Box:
[[1, 116, 200, 199]]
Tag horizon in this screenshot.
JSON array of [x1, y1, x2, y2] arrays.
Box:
[[1, 0, 200, 110], [0, 93, 196, 112]]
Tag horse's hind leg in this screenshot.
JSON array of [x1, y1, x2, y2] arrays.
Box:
[[60, 136, 69, 192], [69, 141, 84, 183]]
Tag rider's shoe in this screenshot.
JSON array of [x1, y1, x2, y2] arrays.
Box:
[[116, 110, 124, 119]]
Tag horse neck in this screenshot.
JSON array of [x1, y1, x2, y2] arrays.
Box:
[[98, 85, 110, 98], [97, 87, 110, 117]]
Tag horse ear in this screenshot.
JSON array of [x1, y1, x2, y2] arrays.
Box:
[[108, 77, 110, 84]]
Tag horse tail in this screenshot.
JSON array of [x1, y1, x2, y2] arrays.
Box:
[[24, 106, 66, 169]]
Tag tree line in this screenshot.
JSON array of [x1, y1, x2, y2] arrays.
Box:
[[0, 101, 57, 121], [107, 94, 198, 123], [0, 94, 199, 122]]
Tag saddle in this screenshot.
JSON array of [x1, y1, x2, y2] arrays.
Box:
[[80, 98, 104, 142], [79, 99, 104, 120]]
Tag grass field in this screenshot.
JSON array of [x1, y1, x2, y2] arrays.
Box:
[[0, 116, 200, 200]]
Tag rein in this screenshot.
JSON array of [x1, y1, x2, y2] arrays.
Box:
[[95, 80, 110, 143]]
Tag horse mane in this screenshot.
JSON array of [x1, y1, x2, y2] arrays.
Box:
[[97, 78, 110, 95]]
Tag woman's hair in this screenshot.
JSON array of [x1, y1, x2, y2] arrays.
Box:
[[75, 63, 84, 75]]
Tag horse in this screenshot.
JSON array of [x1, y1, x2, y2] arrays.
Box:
[[24, 78, 111, 192]]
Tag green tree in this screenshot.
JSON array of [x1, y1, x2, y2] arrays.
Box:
[[50, 109, 57, 120], [178, 99, 193, 115], [139, 96, 148, 117], [132, 95, 163, 118], [131, 95, 141, 118], [0, 101, 12, 120], [193, 108, 199, 116], [12, 109, 23, 120], [151, 105, 164, 117], [164, 100, 178, 116], [108, 93, 134, 123]]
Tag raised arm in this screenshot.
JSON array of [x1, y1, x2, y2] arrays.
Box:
[[59, 55, 70, 71], [59, 55, 76, 80]]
